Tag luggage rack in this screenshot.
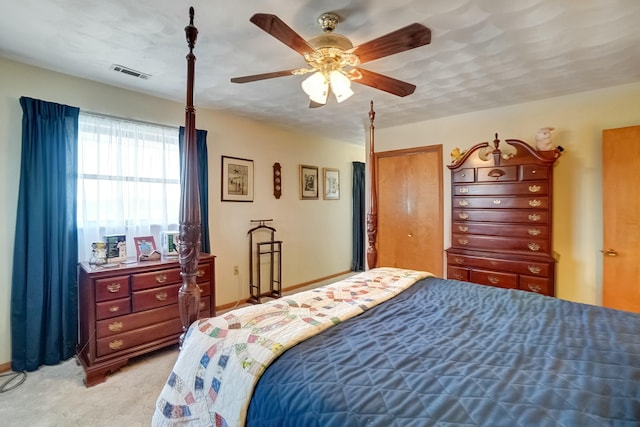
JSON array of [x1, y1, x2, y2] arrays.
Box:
[[247, 219, 282, 304]]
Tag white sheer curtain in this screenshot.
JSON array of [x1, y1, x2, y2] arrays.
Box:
[[77, 112, 180, 261]]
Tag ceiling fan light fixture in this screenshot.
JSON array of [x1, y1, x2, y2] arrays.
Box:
[[301, 71, 329, 104], [329, 70, 353, 103]]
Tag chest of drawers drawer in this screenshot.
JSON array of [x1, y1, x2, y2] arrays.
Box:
[[453, 196, 548, 209], [453, 182, 548, 196], [452, 233, 550, 254], [454, 209, 549, 224], [452, 222, 548, 239]]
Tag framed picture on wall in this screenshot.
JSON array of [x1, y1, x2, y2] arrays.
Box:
[[323, 168, 340, 200], [222, 156, 254, 202], [299, 164, 319, 200]]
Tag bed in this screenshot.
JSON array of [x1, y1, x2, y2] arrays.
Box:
[[159, 9, 640, 427]]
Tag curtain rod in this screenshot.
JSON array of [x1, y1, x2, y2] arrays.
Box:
[[80, 110, 179, 131]]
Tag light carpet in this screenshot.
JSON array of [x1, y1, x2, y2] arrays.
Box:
[[0, 346, 179, 427]]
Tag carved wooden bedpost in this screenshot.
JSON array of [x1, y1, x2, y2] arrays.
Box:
[[366, 101, 378, 269], [178, 7, 201, 346]]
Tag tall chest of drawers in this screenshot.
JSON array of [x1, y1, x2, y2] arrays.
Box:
[[446, 137, 560, 296], [77, 254, 215, 386]]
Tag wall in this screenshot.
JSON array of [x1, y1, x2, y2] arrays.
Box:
[[0, 57, 365, 366], [376, 81, 640, 306]]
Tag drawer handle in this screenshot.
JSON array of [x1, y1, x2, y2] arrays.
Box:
[[197, 268, 205, 278], [109, 305, 120, 313], [528, 214, 541, 222], [488, 169, 505, 179], [458, 212, 469, 220], [529, 199, 542, 207], [107, 283, 121, 293], [458, 225, 468, 232], [199, 301, 206, 310], [155, 291, 168, 301], [454, 257, 464, 264], [528, 228, 541, 236], [458, 199, 469, 206], [488, 276, 500, 284], [528, 265, 542, 274], [453, 273, 463, 280], [459, 187, 469, 194], [108, 321, 123, 332], [155, 273, 167, 284], [109, 340, 123, 350], [493, 199, 501, 205], [529, 185, 541, 193], [458, 239, 468, 245], [527, 283, 542, 293], [528, 243, 541, 252]]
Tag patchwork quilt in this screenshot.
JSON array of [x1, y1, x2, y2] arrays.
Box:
[[152, 267, 432, 427]]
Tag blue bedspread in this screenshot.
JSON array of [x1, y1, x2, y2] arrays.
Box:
[[247, 277, 640, 427]]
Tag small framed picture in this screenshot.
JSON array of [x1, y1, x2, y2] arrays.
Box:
[[323, 168, 340, 200], [134, 236, 157, 258], [222, 156, 254, 202], [299, 164, 319, 200]]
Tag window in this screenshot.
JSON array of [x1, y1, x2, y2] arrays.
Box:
[[77, 113, 180, 261]]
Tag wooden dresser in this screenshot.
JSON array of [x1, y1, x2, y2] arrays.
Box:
[[446, 137, 560, 296], [77, 254, 215, 386]]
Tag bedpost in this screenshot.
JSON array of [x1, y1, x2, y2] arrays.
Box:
[[178, 6, 201, 346], [366, 101, 378, 269]]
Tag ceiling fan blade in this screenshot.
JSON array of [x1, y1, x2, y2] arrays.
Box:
[[353, 23, 431, 64], [231, 69, 298, 83], [250, 13, 315, 56], [352, 68, 417, 97]]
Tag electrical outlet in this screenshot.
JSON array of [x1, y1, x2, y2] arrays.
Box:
[[233, 266, 239, 276]]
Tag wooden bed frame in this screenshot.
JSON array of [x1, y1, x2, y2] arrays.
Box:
[[176, 9, 380, 336]]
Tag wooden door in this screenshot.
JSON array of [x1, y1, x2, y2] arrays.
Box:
[[376, 145, 443, 276], [602, 125, 640, 313]]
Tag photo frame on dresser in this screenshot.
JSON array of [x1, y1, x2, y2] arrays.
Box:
[[221, 156, 254, 202], [299, 164, 319, 200]]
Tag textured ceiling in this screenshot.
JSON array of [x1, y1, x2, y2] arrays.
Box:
[[1, 0, 639, 144]]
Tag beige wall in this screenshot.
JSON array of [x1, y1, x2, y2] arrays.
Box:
[[0, 57, 365, 366], [376, 81, 640, 306]]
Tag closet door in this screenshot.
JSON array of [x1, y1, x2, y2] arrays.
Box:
[[603, 125, 640, 313], [376, 145, 443, 275]]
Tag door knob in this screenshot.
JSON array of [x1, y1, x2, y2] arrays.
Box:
[[407, 233, 413, 238], [601, 249, 618, 257]]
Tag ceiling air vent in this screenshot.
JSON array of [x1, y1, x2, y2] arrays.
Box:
[[111, 64, 151, 80]]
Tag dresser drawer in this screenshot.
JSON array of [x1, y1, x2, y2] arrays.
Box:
[[96, 318, 182, 357], [470, 269, 518, 289], [132, 281, 211, 312], [453, 182, 549, 196], [477, 166, 517, 182], [96, 297, 131, 320], [452, 222, 549, 239], [96, 299, 212, 339], [454, 209, 549, 224], [519, 275, 551, 295], [521, 164, 549, 181], [452, 233, 550, 254], [447, 266, 469, 281], [132, 268, 182, 290], [95, 276, 130, 302], [454, 196, 548, 209]]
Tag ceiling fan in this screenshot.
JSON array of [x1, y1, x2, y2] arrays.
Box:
[[230, 12, 431, 107]]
